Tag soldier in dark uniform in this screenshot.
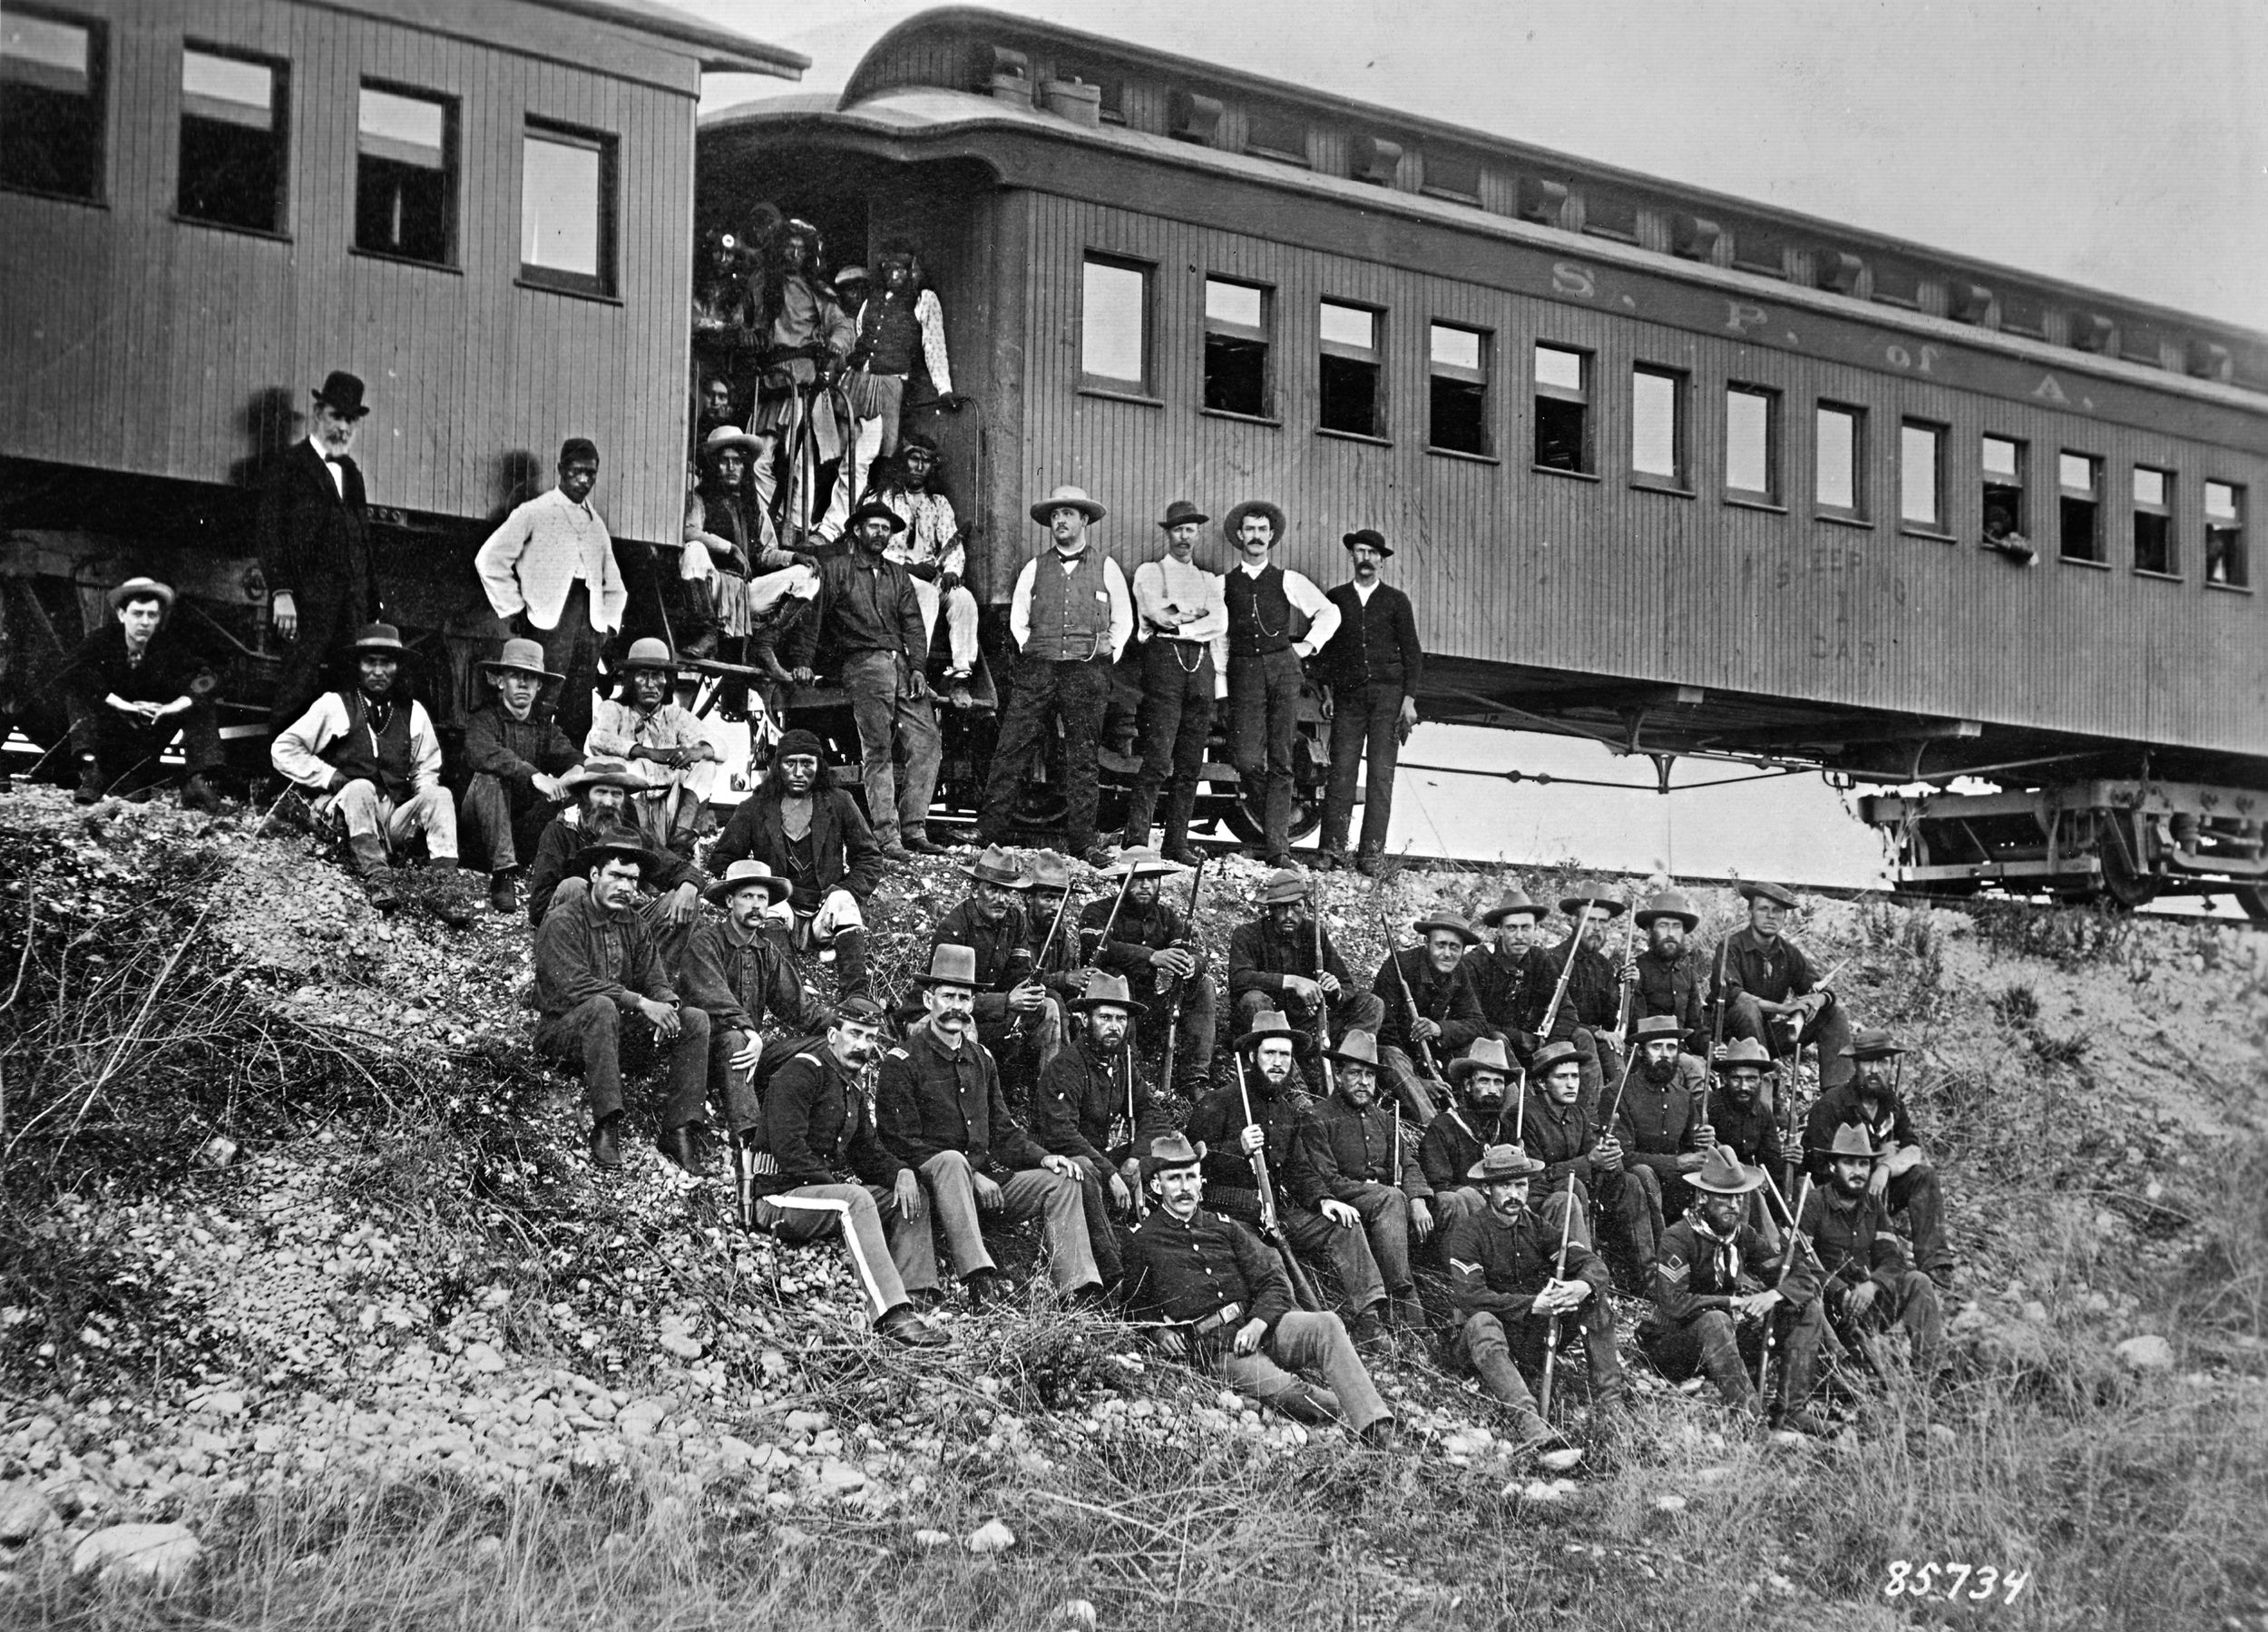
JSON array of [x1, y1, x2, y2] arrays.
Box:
[[1029, 972, 1167, 1289], [1628, 889, 1708, 1053], [259, 370, 384, 735], [1720, 880, 1855, 1097], [1523, 894, 1630, 1114], [1079, 849, 1215, 1097], [928, 845, 1060, 1095], [1314, 528, 1422, 875], [1295, 1030, 1433, 1330], [1614, 1014, 1717, 1277], [1517, 1039, 1649, 1269], [1369, 909, 1489, 1126], [1707, 1038, 1787, 1244], [1420, 1037, 1514, 1226], [1803, 1031, 1953, 1289], [1800, 1123, 1944, 1373], [1466, 890, 1550, 1056], [1225, 869, 1385, 1085]]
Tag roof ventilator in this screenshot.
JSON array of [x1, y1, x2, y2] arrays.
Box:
[[2186, 339, 2233, 383], [1948, 282, 1996, 326], [984, 45, 1031, 104], [1351, 132, 1402, 186], [1815, 250, 1865, 296], [1168, 88, 1222, 144], [1671, 212, 1724, 261], [1518, 177, 1570, 230], [2071, 313, 2120, 355]]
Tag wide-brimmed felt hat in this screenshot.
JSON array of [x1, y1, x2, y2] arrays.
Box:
[[479, 638, 562, 684], [1826, 1122, 1881, 1159], [106, 576, 175, 614], [568, 836, 659, 878], [1737, 880, 1799, 909], [560, 757, 649, 795], [313, 369, 370, 418], [1716, 1038, 1772, 1070], [1530, 1040, 1584, 1077], [1158, 499, 1209, 531], [1071, 970, 1147, 1016], [621, 638, 677, 671], [1841, 1029, 1911, 1061], [1342, 527, 1393, 557], [348, 622, 405, 654], [1481, 890, 1545, 927], [1100, 846, 1179, 878], [1630, 1014, 1685, 1047], [1236, 1009, 1299, 1051], [846, 500, 908, 534], [961, 846, 1031, 889], [1468, 1144, 1545, 1185], [1142, 1130, 1202, 1178], [1258, 868, 1310, 905], [1689, 1147, 1764, 1196], [1559, 893, 1626, 920], [1448, 1036, 1514, 1084], [1026, 852, 1074, 891], [705, 858, 792, 908], [916, 943, 982, 989], [1222, 499, 1286, 545], [700, 425, 763, 459], [832, 264, 868, 288], [1635, 890, 1700, 931], [1030, 484, 1106, 524], [1412, 910, 1481, 946], [1326, 1029, 1383, 1069]]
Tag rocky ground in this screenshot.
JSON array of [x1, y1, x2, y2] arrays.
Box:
[[0, 786, 2263, 1628]]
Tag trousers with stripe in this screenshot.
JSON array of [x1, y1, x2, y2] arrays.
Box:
[[748, 1183, 936, 1320]]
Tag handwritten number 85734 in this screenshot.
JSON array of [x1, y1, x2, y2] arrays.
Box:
[[1884, 1561, 2031, 1602]]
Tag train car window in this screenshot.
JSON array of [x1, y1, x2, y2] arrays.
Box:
[[1725, 386, 1779, 503], [2205, 482, 2247, 588], [1981, 435, 2027, 541], [2132, 466, 2176, 576], [1533, 344, 1592, 474], [1631, 366, 1687, 488], [1428, 323, 1491, 455], [1, 9, 103, 201], [1080, 254, 1151, 392], [1318, 300, 1383, 437], [1246, 109, 1308, 166], [357, 86, 455, 267], [1203, 277, 1272, 417], [1815, 404, 1865, 519], [521, 122, 616, 298], [2058, 453, 2104, 564], [1899, 420, 1946, 533], [179, 48, 288, 234]]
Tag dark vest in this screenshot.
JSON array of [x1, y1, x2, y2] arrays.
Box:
[[858, 294, 924, 376], [1225, 564, 1295, 661], [1025, 550, 1111, 661], [320, 690, 415, 801], [1327, 584, 1409, 689]]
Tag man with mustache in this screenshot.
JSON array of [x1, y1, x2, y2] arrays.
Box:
[[1226, 869, 1385, 1087], [1615, 1014, 1717, 1278], [1708, 1039, 1787, 1246], [1314, 529, 1422, 876], [1219, 500, 1338, 868], [259, 370, 386, 737], [1419, 1037, 1515, 1226], [1802, 1031, 1953, 1290], [1120, 500, 1227, 861], [1718, 881, 1855, 1098], [459, 637, 582, 914], [1370, 908, 1489, 1126], [1029, 972, 1166, 1288], [584, 639, 720, 860], [1800, 1122, 1944, 1373], [1296, 1030, 1433, 1332], [677, 859, 821, 1166], [1079, 849, 1216, 1099], [1628, 889, 1708, 1054], [1465, 890, 1551, 1056], [932, 845, 1061, 1093]]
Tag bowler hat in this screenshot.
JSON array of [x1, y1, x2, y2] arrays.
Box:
[[1412, 910, 1481, 946], [1222, 499, 1286, 544], [568, 836, 658, 878], [1559, 893, 1626, 920], [106, 576, 175, 614], [1716, 1038, 1772, 1070], [1257, 868, 1310, 906], [1236, 1009, 1300, 1051], [1467, 1144, 1545, 1184], [1635, 890, 1699, 931], [705, 859, 793, 908], [1326, 1029, 1383, 1069], [559, 757, 649, 794], [1826, 1122, 1881, 1159], [1448, 1036, 1514, 1084], [313, 370, 370, 418], [1480, 890, 1545, 927], [1737, 880, 1799, 909], [621, 638, 677, 671], [916, 943, 982, 989], [1030, 484, 1107, 524], [846, 500, 908, 534], [700, 425, 763, 459], [961, 846, 1031, 889], [347, 622, 406, 655], [1840, 1029, 1911, 1061], [479, 638, 562, 684], [1688, 1147, 1765, 1196], [1071, 970, 1147, 1016], [1342, 527, 1393, 558], [1530, 1040, 1584, 1077], [1158, 499, 1209, 531], [1630, 1014, 1685, 1047], [1142, 1130, 1202, 1178]]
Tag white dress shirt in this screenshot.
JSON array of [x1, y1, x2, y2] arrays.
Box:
[[307, 434, 346, 499], [1235, 557, 1340, 660], [1008, 546, 1133, 660]]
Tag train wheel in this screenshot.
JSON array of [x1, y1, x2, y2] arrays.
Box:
[[2235, 886, 2268, 927], [2097, 816, 2162, 910], [1218, 700, 1327, 849]]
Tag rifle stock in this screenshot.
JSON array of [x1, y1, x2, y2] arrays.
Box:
[[1538, 1187, 1579, 1419], [1537, 895, 1593, 1046], [1375, 912, 1447, 1081], [1235, 1049, 1322, 1311]]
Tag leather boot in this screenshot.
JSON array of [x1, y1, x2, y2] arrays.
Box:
[[73, 757, 104, 806], [589, 1116, 624, 1170], [660, 1121, 716, 1178], [180, 774, 223, 814], [833, 926, 871, 999], [876, 1305, 948, 1348], [363, 867, 402, 912]]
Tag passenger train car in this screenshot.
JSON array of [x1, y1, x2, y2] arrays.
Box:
[[6, 3, 2263, 913], [699, 9, 2268, 911]]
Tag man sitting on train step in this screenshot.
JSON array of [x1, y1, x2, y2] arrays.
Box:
[[1718, 881, 1855, 1099], [459, 637, 582, 914], [1120, 500, 1228, 864], [1220, 500, 1338, 869], [584, 640, 721, 861], [63, 576, 223, 812], [270, 622, 475, 926], [975, 485, 1133, 869], [1315, 529, 1422, 877]]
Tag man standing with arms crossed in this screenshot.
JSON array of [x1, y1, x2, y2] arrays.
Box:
[[1220, 501, 1338, 868], [1120, 500, 1227, 862], [1314, 529, 1422, 876], [474, 437, 626, 749]]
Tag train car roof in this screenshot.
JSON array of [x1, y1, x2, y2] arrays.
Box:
[[534, 0, 807, 76], [706, 5, 2265, 392]]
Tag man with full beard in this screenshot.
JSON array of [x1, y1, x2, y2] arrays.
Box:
[[707, 728, 881, 999], [1800, 1123, 1944, 1373], [1628, 889, 1708, 1054], [1295, 1030, 1433, 1331], [1614, 1015, 1717, 1278]]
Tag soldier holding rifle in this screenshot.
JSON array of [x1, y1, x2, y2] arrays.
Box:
[[1803, 1031, 1954, 1290], [1522, 894, 1630, 1113], [1613, 1014, 1717, 1279], [1799, 1123, 1945, 1372], [1295, 1031, 1434, 1333], [1628, 889, 1709, 1053], [1371, 907, 1489, 1126], [1419, 1037, 1515, 1225], [1080, 849, 1216, 1097], [1719, 881, 1856, 1099], [931, 846, 1061, 1095], [1030, 972, 1167, 1289], [1227, 870, 1385, 1085], [1518, 1039, 1652, 1276]]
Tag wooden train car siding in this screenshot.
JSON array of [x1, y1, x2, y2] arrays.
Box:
[[997, 188, 2268, 760], [0, 0, 777, 547]]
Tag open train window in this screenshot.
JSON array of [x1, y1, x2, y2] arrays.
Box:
[[2058, 453, 2104, 564], [2, 8, 103, 201], [1203, 277, 1272, 418], [1725, 386, 1780, 503], [1631, 366, 1688, 489], [1080, 254, 1151, 394], [1533, 344, 1592, 474], [179, 47, 288, 234], [2205, 482, 2247, 588], [1318, 299, 1383, 438], [1428, 323, 1491, 455], [1815, 403, 1865, 521], [521, 121, 615, 298], [1900, 419, 1947, 533], [2132, 466, 2176, 577], [1981, 435, 2027, 543], [356, 85, 455, 267]]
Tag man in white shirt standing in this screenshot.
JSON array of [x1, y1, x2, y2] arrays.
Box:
[[974, 484, 1132, 869], [1120, 500, 1227, 863], [474, 437, 627, 748], [1220, 500, 1340, 868]]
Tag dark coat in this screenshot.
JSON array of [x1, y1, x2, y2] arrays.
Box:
[[1441, 1204, 1609, 1325], [1226, 914, 1354, 1001], [1298, 1093, 1430, 1203], [62, 624, 210, 711], [257, 439, 378, 617], [1184, 1076, 1316, 1227], [1315, 581, 1422, 696], [1121, 1207, 1295, 1333], [462, 702, 581, 791], [1371, 946, 1488, 1058], [759, 1047, 904, 1196], [677, 918, 813, 1036], [875, 1022, 1049, 1176], [1031, 1036, 1165, 1166], [709, 784, 881, 909], [1419, 1101, 1507, 1195]]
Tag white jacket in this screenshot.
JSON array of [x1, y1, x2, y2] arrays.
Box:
[[271, 691, 443, 794]]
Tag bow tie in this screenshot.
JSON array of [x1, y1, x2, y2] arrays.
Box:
[[322, 454, 345, 465]]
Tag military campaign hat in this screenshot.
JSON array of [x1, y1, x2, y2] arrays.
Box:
[[1716, 1038, 1773, 1070], [846, 501, 909, 534], [1142, 1131, 1203, 1179], [1027, 852, 1075, 891], [1070, 970, 1147, 1016], [1326, 1029, 1383, 1069], [560, 757, 649, 795], [1841, 1029, 1911, 1061], [1236, 1009, 1300, 1051], [1411, 909, 1482, 945], [1468, 1145, 1545, 1184], [916, 943, 982, 989], [704, 859, 793, 909], [1826, 1123, 1881, 1159], [1258, 868, 1310, 905], [1689, 1147, 1765, 1196], [1530, 1040, 1584, 1077], [1100, 847, 1180, 877], [478, 637, 562, 684], [1737, 880, 1800, 909], [961, 846, 1031, 888], [1635, 890, 1700, 930], [1630, 1014, 1685, 1046], [1481, 890, 1545, 926], [1448, 1036, 1514, 1084], [1559, 893, 1626, 919]]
